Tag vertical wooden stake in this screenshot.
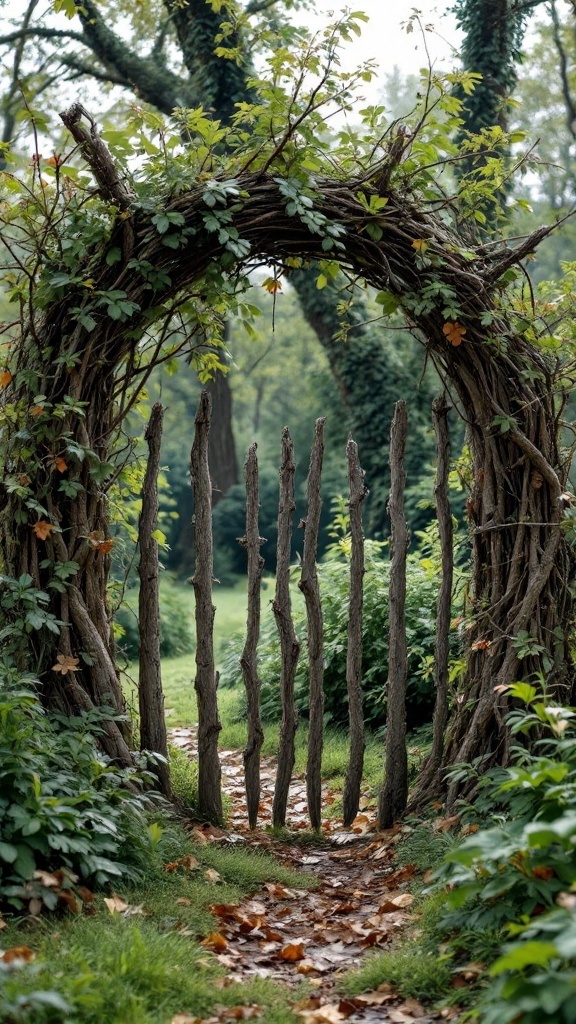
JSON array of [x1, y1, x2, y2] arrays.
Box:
[[272, 429, 300, 828], [342, 438, 368, 827], [240, 443, 265, 829], [379, 401, 409, 829], [138, 402, 171, 797], [299, 418, 326, 832], [191, 391, 223, 825]]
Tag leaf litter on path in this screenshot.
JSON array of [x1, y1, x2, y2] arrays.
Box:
[[169, 727, 451, 1024]]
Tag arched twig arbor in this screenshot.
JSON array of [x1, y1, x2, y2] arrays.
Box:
[[1, 104, 573, 802]]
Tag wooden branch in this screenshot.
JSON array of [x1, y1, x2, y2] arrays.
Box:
[[239, 443, 265, 829], [342, 438, 368, 827], [60, 103, 135, 210], [412, 396, 453, 801], [191, 391, 223, 825], [138, 402, 171, 798], [299, 418, 326, 832], [272, 428, 300, 828], [379, 401, 409, 829]]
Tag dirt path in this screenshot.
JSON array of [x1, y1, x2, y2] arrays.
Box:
[[170, 729, 456, 1024]]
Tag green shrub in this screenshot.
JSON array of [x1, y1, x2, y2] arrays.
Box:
[[220, 538, 453, 729], [0, 677, 162, 911], [115, 585, 194, 660], [436, 683, 576, 1022]]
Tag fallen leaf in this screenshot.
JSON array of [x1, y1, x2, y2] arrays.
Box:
[[171, 1016, 202, 1024], [434, 814, 461, 833], [33, 870, 61, 887], [1, 946, 35, 964], [279, 942, 306, 962], [175, 897, 192, 906], [223, 1006, 261, 1020], [391, 893, 414, 908], [201, 932, 228, 952], [205, 868, 222, 883], [103, 895, 128, 914]]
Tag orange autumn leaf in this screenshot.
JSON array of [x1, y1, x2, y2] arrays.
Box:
[[52, 654, 79, 675], [46, 153, 63, 168], [87, 530, 114, 556], [1, 946, 35, 964], [0, 369, 12, 389], [471, 638, 491, 651], [32, 520, 54, 540], [279, 941, 306, 962], [443, 321, 467, 346], [533, 865, 555, 881], [54, 457, 68, 473], [200, 931, 228, 952], [97, 539, 114, 556], [30, 405, 44, 416]]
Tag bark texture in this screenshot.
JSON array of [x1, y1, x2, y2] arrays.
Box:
[[138, 402, 171, 797], [299, 418, 325, 832], [272, 429, 300, 828], [342, 439, 368, 828], [240, 443, 265, 829], [379, 402, 409, 829], [190, 392, 223, 824]]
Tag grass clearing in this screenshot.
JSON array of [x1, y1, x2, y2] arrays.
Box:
[[0, 825, 313, 1024]]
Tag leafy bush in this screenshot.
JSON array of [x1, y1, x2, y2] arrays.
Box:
[[221, 537, 452, 729], [115, 584, 194, 660], [0, 677, 162, 912], [436, 682, 576, 1022]]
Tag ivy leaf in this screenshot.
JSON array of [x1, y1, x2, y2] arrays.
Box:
[[443, 321, 467, 346]]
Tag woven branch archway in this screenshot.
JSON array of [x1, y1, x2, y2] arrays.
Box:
[[2, 112, 572, 796]]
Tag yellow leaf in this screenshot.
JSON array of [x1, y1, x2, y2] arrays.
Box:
[[412, 238, 429, 253], [262, 276, 282, 293]]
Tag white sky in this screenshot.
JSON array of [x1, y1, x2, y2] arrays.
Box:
[[307, 2, 462, 86]]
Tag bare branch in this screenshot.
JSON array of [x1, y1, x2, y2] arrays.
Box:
[[60, 103, 135, 209]]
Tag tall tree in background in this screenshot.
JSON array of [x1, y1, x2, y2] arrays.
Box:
[[0, 0, 435, 533]]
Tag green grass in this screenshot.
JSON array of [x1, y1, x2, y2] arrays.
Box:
[[0, 827, 313, 1024], [340, 941, 451, 1003]]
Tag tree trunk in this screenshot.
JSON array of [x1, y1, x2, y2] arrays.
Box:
[[272, 429, 300, 828], [379, 402, 409, 829], [190, 391, 223, 825], [342, 438, 367, 828], [138, 402, 171, 797], [240, 443, 265, 829], [299, 419, 326, 832]]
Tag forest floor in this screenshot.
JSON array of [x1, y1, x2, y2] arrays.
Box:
[[169, 727, 463, 1024]]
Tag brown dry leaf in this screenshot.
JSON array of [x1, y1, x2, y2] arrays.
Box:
[[265, 883, 296, 899], [382, 865, 416, 887], [28, 897, 43, 917], [201, 932, 228, 952], [33, 870, 61, 887], [51, 654, 79, 676], [33, 520, 54, 541], [278, 942, 306, 962], [223, 1006, 261, 1020], [171, 1016, 203, 1024], [175, 897, 192, 906], [299, 1004, 346, 1023], [190, 828, 209, 845], [0, 917, 7, 931], [297, 959, 322, 975], [0, 369, 12, 389], [443, 321, 467, 346], [434, 814, 461, 833], [103, 895, 129, 914], [391, 893, 414, 908], [355, 988, 394, 1006], [205, 868, 222, 883], [1, 946, 35, 964], [58, 890, 80, 914], [54, 457, 68, 473]]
